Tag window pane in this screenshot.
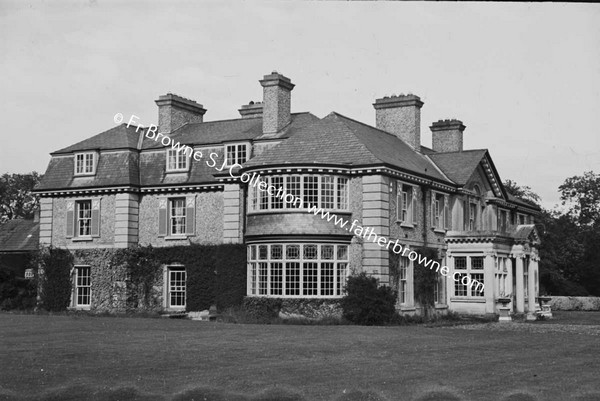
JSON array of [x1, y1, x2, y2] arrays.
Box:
[[271, 262, 283, 295], [336, 263, 347, 295], [286, 245, 300, 259], [258, 245, 268, 260], [303, 262, 318, 296], [320, 176, 334, 209], [77, 201, 92, 236], [470, 273, 484, 296], [271, 245, 282, 260], [170, 198, 186, 235], [337, 178, 348, 210], [337, 245, 348, 261], [285, 262, 300, 295], [321, 245, 334, 260], [455, 257, 467, 269], [258, 262, 268, 295], [303, 176, 319, 208], [271, 176, 284, 209], [304, 244, 318, 259], [454, 273, 468, 296], [471, 257, 484, 270], [286, 177, 301, 208], [321, 262, 334, 296]]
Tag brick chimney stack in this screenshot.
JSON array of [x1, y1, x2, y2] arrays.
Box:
[[430, 119, 466, 152], [155, 93, 206, 134], [238, 101, 263, 119], [260, 71, 295, 134], [373, 94, 423, 151]]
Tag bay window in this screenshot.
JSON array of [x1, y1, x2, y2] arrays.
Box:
[[248, 243, 349, 297]]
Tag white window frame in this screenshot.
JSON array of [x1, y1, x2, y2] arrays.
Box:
[[517, 213, 527, 225], [76, 200, 92, 237], [225, 142, 249, 167], [74, 152, 97, 176], [166, 149, 190, 172], [431, 191, 449, 231], [167, 266, 186, 310], [74, 265, 91, 308], [249, 175, 350, 212], [168, 198, 187, 236], [469, 202, 477, 231], [498, 208, 509, 232], [453, 255, 485, 298], [397, 181, 416, 226], [247, 243, 349, 298], [399, 256, 409, 305]]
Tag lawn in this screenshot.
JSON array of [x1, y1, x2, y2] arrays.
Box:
[[0, 313, 599, 401]]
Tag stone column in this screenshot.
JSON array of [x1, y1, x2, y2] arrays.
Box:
[[446, 254, 454, 307], [484, 252, 495, 314], [223, 184, 242, 244], [39, 197, 53, 245], [527, 256, 538, 320], [515, 254, 525, 313], [506, 258, 514, 312], [361, 175, 390, 285]]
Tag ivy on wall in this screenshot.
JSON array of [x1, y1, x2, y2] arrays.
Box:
[[35, 246, 74, 312], [413, 247, 439, 317]]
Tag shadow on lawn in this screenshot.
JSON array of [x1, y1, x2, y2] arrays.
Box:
[[2, 386, 600, 401]]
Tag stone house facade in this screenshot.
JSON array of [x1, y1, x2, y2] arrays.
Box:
[[34, 71, 541, 317]]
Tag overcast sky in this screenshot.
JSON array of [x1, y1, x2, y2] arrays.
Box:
[[1, 1, 598, 210]]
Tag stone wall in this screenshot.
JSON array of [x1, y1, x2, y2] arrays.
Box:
[[52, 195, 116, 248], [138, 191, 224, 247]]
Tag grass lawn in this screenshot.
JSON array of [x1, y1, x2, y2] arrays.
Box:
[[0, 313, 599, 401]]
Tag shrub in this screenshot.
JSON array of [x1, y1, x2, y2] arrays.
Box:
[[242, 297, 282, 322], [36, 246, 74, 312], [0, 270, 37, 310], [340, 273, 397, 325]]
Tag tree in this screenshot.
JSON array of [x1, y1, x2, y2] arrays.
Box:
[[559, 171, 600, 228], [503, 179, 541, 207], [0, 172, 42, 223]]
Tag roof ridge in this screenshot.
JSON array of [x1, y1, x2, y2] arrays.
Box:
[[429, 148, 488, 155]]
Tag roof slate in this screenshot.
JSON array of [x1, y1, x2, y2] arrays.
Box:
[[35, 152, 140, 191], [428, 150, 488, 185], [244, 112, 451, 183], [0, 220, 39, 252], [53, 124, 142, 154]]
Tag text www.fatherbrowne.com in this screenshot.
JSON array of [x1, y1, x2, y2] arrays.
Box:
[[122, 113, 484, 294]]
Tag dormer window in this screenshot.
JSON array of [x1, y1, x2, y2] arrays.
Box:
[[166, 149, 189, 172], [75, 152, 96, 175], [225, 143, 248, 167]]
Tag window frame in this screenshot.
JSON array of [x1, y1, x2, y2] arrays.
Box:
[[74, 265, 91, 309], [166, 149, 190, 172], [168, 197, 187, 236], [166, 266, 186, 310], [396, 181, 417, 226], [224, 142, 249, 167], [74, 152, 97, 176], [452, 255, 485, 298], [76, 200, 92, 238], [248, 175, 350, 213], [247, 243, 349, 298]]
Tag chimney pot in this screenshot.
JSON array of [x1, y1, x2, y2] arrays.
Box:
[[238, 101, 263, 119]]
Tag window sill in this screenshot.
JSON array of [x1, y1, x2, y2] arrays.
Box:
[[399, 306, 416, 312], [434, 304, 448, 309], [397, 222, 415, 229], [449, 297, 485, 303], [165, 169, 189, 174], [69, 306, 91, 311], [72, 237, 93, 242], [433, 228, 447, 234], [164, 235, 189, 241], [73, 173, 96, 177]]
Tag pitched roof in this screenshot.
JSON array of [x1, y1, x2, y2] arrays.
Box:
[[244, 112, 451, 184], [35, 152, 140, 191], [507, 194, 542, 210], [53, 124, 142, 154], [143, 113, 319, 149], [0, 219, 39, 252], [427, 150, 488, 185]]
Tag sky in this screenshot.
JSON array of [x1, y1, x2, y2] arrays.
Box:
[[0, 1, 598, 210]]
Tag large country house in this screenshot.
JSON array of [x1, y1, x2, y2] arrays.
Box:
[[34, 71, 541, 318]]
